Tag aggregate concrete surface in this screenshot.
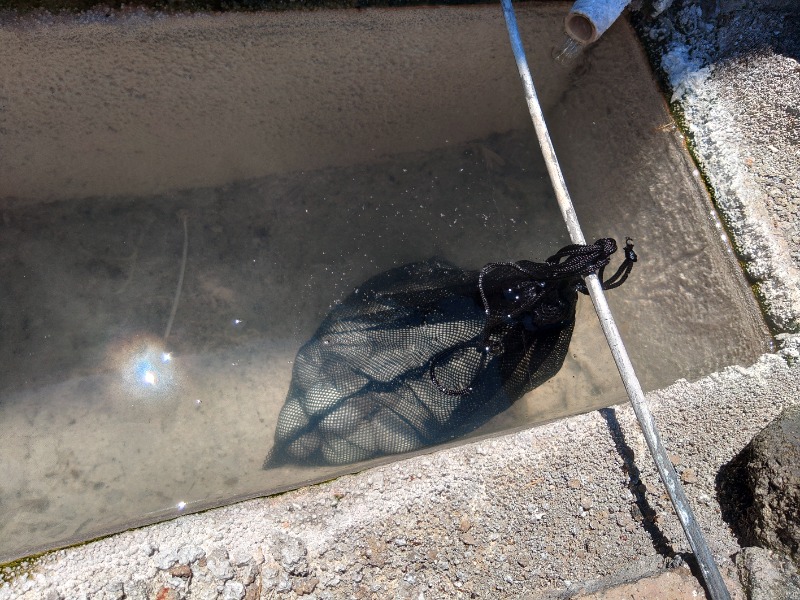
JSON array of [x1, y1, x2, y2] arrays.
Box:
[[2, 0, 800, 598]]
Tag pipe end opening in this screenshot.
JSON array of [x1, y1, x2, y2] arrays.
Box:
[[565, 13, 596, 45]]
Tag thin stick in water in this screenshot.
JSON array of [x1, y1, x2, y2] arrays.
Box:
[[164, 212, 189, 342]]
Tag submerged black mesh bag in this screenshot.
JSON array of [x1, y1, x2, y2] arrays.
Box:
[[264, 238, 636, 468]]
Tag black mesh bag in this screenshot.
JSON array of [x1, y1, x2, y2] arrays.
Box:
[[264, 238, 636, 468]]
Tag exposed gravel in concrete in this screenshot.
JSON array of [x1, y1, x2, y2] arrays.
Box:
[[2, 1, 800, 598]]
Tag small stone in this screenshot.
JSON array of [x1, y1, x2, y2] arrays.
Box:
[[177, 545, 205, 565], [222, 580, 245, 600], [165, 576, 188, 594], [365, 536, 385, 568], [243, 583, 260, 600], [681, 468, 698, 484], [103, 582, 125, 600], [123, 582, 149, 600], [155, 550, 179, 571], [275, 536, 308, 575], [459, 517, 473, 532], [154, 588, 179, 600], [261, 559, 282, 591], [568, 479, 581, 489], [243, 560, 260, 585], [276, 575, 292, 593], [169, 565, 192, 579], [207, 548, 235, 581], [462, 532, 477, 546], [293, 577, 319, 596], [669, 454, 682, 466], [580, 497, 593, 510], [229, 549, 252, 567]]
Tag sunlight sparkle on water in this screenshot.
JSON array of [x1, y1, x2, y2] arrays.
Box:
[[109, 334, 180, 399]]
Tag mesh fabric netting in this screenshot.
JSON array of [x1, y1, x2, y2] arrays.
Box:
[[264, 238, 636, 468]]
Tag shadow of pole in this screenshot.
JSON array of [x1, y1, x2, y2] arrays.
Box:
[[600, 406, 728, 595], [599, 407, 676, 559]]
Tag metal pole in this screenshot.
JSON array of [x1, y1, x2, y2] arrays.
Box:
[[498, 2, 731, 598]]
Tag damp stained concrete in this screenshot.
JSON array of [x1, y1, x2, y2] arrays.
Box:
[[0, 1, 783, 597]]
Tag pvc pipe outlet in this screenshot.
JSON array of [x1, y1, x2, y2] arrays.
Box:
[[565, 0, 632, 45]]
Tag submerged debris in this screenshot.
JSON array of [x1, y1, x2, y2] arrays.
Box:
[[265, 239, 635, 467]]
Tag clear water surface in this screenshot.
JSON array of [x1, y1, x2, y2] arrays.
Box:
[[0, 5, 769, 562]]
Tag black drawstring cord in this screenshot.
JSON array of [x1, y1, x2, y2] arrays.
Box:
[[430, 238, 636, 396], [577, 238, 637, 294]]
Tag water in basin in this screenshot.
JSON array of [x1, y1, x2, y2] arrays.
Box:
[[0, 4, 769, 562]]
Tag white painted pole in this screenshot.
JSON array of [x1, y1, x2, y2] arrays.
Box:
[[499, 2, 732, 598]]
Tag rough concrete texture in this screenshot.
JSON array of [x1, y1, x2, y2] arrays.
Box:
[[735, 547, 800, 600], [576, 565, 705, 599], [643, 0, 800, 331], [2, 1, 800, 599], [720, 405, 800, 562]]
